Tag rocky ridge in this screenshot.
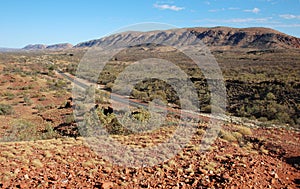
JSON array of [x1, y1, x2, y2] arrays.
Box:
[[23, 43, 73, 50], [74, 26, 300, 49], [22, 27, 300, 50]]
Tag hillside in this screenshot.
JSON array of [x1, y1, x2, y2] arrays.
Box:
[[23, 44, 46, 50], [21, 27, 300, 51], [74, 26, 300, 49], [23, 43, 73, 50]]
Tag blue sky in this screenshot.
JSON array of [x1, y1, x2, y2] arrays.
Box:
[[0, 0, 299, 48]]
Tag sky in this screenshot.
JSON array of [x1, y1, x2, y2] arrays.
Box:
[[0, 0, 299, 48]]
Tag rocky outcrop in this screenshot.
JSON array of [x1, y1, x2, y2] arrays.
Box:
[[188, 27, 300, 49], [74, 27, 300, 49], [22, 27, 300, 51]]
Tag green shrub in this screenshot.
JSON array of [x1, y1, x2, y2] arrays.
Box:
[[132, 109, 150, 122], [2, 92, 15, 100], [96, 109, 131, 135], [65, 114, 75, 124], [201, 105, 211, 113], [23, 96, 32, 105], [41, 124, 58, 139], [0, 104, 14, 115], [258, 117, 268, 122], [265, 92, 276, 100], [1, 120, 58, 142], [38, 96, 47, 101], [1, 120, 36, 141], [34, 104, 46, 112], [276, 112, 292, 124]]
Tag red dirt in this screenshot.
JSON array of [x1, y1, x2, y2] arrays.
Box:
[[0, 125, 299, 188]]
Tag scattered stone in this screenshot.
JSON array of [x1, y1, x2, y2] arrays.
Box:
[[101, 181, 114, 189], [24, 174, 29, 180]]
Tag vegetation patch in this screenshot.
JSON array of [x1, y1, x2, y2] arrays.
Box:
[[0, 104, 14, 115]]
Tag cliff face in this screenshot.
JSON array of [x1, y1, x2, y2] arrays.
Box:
[[74, 27, 300, 49], [187, 27, 300, 49]]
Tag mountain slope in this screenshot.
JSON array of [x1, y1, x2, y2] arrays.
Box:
[[74, 27, 300, 49], [188, 27, 300, 49], [23, 43, 73, 50], [23, 44, 47, 50]]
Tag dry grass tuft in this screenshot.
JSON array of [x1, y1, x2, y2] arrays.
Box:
[[31, 159, 43, 168], [219, 130, 237, 142], [235, 125, 252, 135]]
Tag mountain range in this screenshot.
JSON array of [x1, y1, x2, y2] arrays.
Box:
[[23, 43, 73, 50], [18, 27, 300, 50]]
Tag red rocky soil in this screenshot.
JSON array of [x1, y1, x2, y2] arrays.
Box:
[[0, 123, 299, 188]]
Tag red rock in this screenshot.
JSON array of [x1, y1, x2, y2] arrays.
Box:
[[19, 182, 28, 189], [101, 181, 114, 189]]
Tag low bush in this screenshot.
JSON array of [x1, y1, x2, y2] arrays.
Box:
[[235, 125, 252, 135], [1, 120, 58, 142], [219, 129, 237, 142], [0, 104, 14, 115]]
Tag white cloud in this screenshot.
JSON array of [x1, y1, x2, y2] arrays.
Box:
[[227, 18, 267, 23], [209, 7, 238, 12], [279, 14, 300, 19], [274, 24, 300, 27], [208, 8, 224, 12], [228, 7, 240, 10], [195, 17, 271, 24], [244, 7, 260, 14], [153, 3, 184, 11], [208, 9, 219, 12]]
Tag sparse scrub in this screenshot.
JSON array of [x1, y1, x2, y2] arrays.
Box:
[[219, 129, 237, 142], [1, 120, 58, 142], [41, 124, 59, 139], [232, 131, 243, 140], [204, 162, 217, 171], [38, 96, 47, 101], [23, 96, 33, 106], [31, 159, 43, 168], [0, 104, 14, 115], [1, 151, 15, 159], [260, 145, 269, 155], [65, 114, 75, 124], [235, 125, 252, 135], [2, 92, 15, 100], [82, 160, 95, 168], [34, 104, 46, 112]]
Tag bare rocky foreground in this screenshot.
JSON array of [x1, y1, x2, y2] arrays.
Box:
[[0, 123, 299, 188]]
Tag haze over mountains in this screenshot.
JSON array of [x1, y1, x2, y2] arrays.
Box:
[[17, 27, 300, 50]]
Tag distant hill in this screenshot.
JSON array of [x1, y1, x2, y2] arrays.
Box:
[[23, 44, 47, 50], [20, 27, 300, 51], [74, 26, 300, 50], [46, 43, 73, 50], [0, 47, 21, 52], [187, 27, 300, 49], [23, 43, 73, 50]]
